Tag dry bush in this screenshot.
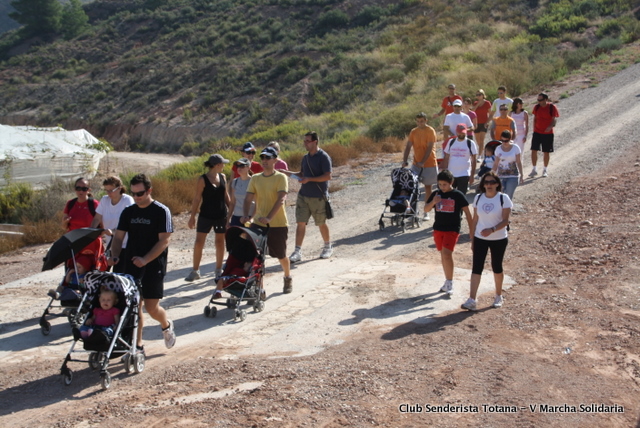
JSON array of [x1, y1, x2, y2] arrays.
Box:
[[22, 218, 64, 246], [351, 135, 381, 153], [380, 137, 405, 153], [151, 178, 196, 215], [323, 143, 358, 167], [285, 152, 304, 171], [0, 235, 24, 255]]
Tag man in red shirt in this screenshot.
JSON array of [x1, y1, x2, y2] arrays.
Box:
[[529, 93, 559, 178]]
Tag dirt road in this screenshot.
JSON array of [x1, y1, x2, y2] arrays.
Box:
[[1, 63, 640, 427]]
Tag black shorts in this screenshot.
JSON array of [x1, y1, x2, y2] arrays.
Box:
[[531, 132, 554, 153], [126, 258, 166, 299], [251, 225, 288, 260], [476, 123, 488, 133], [453, 176, 470, 194], [197, 215, 226, 234]]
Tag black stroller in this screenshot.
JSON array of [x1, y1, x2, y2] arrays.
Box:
[[378, 167, 422, 232], [60, 271, 142, 390], [39, 228, 106, 336], [204, 225, 268, 322]]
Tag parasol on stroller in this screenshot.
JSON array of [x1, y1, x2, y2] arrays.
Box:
[[42, 228, 104, 271]]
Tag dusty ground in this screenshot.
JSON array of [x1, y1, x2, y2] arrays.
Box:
[[1, 62, 640, 427]]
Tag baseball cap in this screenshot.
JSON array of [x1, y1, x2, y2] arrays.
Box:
[[204, 154, 230, 167], [241, 142, 255, 152], [260, 147, 278, 158], [452, 99, 463, 106], [234, 157, 250, 167], [456, 124, 467, 133]]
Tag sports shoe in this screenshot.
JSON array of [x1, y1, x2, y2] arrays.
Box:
[[528, 169, 538, 178], [439, 280, 453, 295], [289, 250, 302, 263], [162, 319, 176, 349], [422, 212, 430, 221], [461, 297, 477, 311], [213, 290, 223, 299], [542, 170, 548, 178], [283, 277, 293, 294], [492, 295, 504, 308], [215, 268, 223, 278], [319, 246, 333, 259], [185, 270, 200, 281]]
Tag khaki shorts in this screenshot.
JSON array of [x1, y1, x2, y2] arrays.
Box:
[[411, 165, 438, 188], [295, 194, 327, 225]]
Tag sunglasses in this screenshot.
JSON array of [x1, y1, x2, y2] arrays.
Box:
[[130, 190, 148, 197], [484, 180, 498, 185], [236, 164, 249, 168], [500, 138, 510, 142], [105, 186, 121, 194], [75, 186, 89, 192], [260, 155, 274, 160], [537, 99, 544, 101], [245, 151, 256, 155]]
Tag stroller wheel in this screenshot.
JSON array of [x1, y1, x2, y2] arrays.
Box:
[[203, 306, 211, 317], [235, 309, 247, 322], [89, 352, 102, 371], [123, 354, 132, 374], [41, 321, 51, 336], [62, 369, 73, 386], [133, 352, 145, 374], [66, 309, 78, 324], [100, 372, 111, 390], [226, 298, 235, 309], [253, 300, 265, 313], [204, 306, 217, 318], [378, 220, 385, 231]]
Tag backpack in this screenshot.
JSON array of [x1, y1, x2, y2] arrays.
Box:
[[447, 137, 474, 155], [66, 197, 96, 217], [474, 193, 511, 231]]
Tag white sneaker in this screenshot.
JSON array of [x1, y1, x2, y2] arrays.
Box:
[[439, 280, 453, 295], [289, 250, 302, 263], [319, 246, 333, 259], [162, 319, 176, 349], [528, 169, 538, 178], [492, 295, 504, 308], [185, 270, 200, 281], [461, 297, 477, 311], [542, 170, 548, 178], [422, 213, 430, 221]]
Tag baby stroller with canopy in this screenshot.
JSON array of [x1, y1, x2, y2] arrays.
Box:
[[60, 271, 142, 390], [204, 225, 268, 322], [39, 228, 107, 336], [378, 167, 422, 232]]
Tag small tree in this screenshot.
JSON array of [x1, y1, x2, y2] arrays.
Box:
[[61, 0, 90, 40], [9, 0, 62, 36]]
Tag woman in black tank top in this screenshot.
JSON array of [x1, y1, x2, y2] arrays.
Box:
[[185, 154, 231, 281]]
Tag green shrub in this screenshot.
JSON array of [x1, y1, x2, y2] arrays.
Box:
[[596, 37, 622, 52]]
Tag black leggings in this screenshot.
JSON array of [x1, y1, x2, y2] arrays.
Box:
[[472, 237, 508, 275]]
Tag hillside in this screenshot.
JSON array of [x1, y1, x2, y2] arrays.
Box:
[[0, 0, 638, 152]]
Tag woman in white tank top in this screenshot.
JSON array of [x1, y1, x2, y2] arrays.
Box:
[[510, 97, 529, 153]]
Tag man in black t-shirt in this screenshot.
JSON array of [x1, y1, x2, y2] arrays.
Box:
[[109, 174, 176, 352], [425, 170, 472, 296]]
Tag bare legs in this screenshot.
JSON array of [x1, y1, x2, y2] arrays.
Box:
[[137, 298, 169, 345]]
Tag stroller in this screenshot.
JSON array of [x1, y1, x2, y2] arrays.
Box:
[[378, 167, 422, 232], [40, 228, 107, 336], [60, 271, 142, 390], [204, 225, 268, 322]]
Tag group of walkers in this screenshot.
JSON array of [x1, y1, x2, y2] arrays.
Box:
[[407, 84, 559, 311], [57, 85, 558, 349]]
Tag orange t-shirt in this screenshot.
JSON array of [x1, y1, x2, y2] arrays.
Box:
[[408, 126, 438, 168]]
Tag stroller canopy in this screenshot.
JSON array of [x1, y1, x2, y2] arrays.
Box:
[[391, 167, 419, 192], [83, 271, 139, 308], [225, 226, 268, 255]]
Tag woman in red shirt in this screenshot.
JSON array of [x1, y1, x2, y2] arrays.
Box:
[[62, 177, 102, 256], [472, 89, 492, 160]]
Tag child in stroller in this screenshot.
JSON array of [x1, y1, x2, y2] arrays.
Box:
[[378, 167, 421, 232], [204, 226, 266, 321], [47, 254, 93, 301], [78, 287, 121, 340]]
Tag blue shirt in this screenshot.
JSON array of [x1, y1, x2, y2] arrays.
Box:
[[300, 149, 332, 198]]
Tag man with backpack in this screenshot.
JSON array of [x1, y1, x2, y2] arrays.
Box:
[[440, 124, 478, 194], [529, 92, 560, 178]]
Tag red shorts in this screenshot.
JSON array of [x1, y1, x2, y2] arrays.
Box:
[[433, 230, 460, 252]]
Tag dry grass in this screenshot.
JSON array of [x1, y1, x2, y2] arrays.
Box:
[[323, 143, 358, 167], [329, 183, 345, 193], [151, 178, 197, 215], [0, 235, 24, 254], [21, 218, 64, 246], [351, 136, 382, 153], [380, 137, 405, 153]]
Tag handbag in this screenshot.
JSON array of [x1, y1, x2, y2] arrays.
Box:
[[305, 155, 334, 220]]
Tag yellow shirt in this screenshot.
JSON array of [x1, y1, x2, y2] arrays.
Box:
[[408, 126, 438, 168], [247, 171, 288, 227]]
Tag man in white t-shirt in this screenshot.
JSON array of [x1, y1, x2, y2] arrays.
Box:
[[443, 100, 474, 142], [489, 85, 513, 119], [441, 124, 478, 194]]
